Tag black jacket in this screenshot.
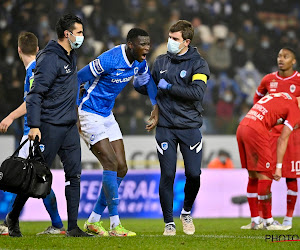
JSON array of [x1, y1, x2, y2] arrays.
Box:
[[26, 40, 78, 128], [152, 46, 210, 129]]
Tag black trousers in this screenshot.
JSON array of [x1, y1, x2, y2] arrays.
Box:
[[10, 122, 81, 231], [155, 126, 202, 223]]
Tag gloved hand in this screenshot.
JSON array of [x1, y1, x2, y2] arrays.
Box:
[[133, 73, 150, 87], [158, 79, 172, 90]]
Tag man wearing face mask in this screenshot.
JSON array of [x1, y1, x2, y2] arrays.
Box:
[[207, 150, 234, 169], [253, 35, 276, 75], [150, 20, 209, 236], [5, 13, 92, 237]]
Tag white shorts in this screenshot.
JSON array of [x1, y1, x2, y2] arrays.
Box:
[[18, 135, 30, 158], [78, 109, 123, 147]]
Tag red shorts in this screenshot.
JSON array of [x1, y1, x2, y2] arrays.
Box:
[[271, 128, 300, 178], [237, 125, 274, 179]]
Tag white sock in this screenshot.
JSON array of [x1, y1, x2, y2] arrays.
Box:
[[110, 215, 120, 229], [181, 208, 191, 215], [283, 216, 292, 224], [165, 222, 175, 226], [88, 211, 101, 223], [251, 216, 261, 224]]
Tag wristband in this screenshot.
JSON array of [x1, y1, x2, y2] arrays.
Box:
[[276, 163, 282, 169]]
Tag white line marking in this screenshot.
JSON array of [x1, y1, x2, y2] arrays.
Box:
[[140, 234, 265, 239]]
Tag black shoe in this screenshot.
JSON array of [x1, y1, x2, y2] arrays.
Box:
[[66, 226, 94, 237], [6, 213, 22, 237]]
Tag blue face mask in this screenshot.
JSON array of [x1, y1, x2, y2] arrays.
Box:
[[68, 31, 84, 49], [167, 37, 185, 54]]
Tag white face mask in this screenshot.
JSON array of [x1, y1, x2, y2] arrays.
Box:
[[68, 31, 84, 49], [167, 38, 185, 54]]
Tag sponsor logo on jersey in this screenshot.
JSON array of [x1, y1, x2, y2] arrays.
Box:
[[161, 142, 168, 150], [290, 84, 296, 93], [111, 76, 133, 83], [180, 70, 187, 78], [266, 162, 270, 168], [116, 69, 125, 76], [270, 81, 278, 89]]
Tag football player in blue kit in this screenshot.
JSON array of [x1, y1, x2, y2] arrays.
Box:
[[0, 32, 65, 236], [77, 28, 158, 236]]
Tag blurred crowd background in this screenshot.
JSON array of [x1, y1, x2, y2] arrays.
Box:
[[1, 0, 300, 141]]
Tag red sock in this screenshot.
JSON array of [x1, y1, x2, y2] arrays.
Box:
[[247, 177, 259, 218], [286, 179, 298, 217], [258, 179, 272, 219]]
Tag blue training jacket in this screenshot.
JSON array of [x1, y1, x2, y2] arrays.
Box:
[[152, 46, 210, 129], [26, 40, 78, 128]]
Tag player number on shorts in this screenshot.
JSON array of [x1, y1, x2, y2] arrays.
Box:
[[291, 161, 300, 173]]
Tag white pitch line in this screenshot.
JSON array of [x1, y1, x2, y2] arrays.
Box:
[[24, 234, 265, 240], [140, 234, 265, 239]]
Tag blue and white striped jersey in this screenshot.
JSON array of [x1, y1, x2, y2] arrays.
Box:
[[24, 60, 35, 135], [78, 44, 149, 117]]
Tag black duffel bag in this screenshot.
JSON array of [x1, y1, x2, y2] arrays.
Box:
[[0, 137, 52, 198]]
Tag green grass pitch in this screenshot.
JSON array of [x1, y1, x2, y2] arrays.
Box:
[[0, 218, 299, 249]]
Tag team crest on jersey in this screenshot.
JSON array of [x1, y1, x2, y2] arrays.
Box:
[[290, 84, 296, 93], [161, 142, 168, 150], [270, 81, 278, 89], [266, 162, 270, 168], [39, 144, 45, 152], [180, 70, 187, 78], [134, 67, 139, 75]]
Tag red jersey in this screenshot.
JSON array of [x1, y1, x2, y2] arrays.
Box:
[[237, 93, 300, 176], [253, 71, 300, 177], [241, 92, 300, 134], [253, 71, 300, 103]]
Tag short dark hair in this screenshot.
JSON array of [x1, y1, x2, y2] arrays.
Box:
[[18, 32, 38, 55], [218, 149, 230, 158], [55, 13, 83, 39], [281, 47, 296, 59], [126, 28, 149, 42], [169, 20, 194, 41]]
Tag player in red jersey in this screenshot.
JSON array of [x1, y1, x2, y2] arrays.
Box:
[[237, 92, 300, 230], [252, 48, 299, 229]]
